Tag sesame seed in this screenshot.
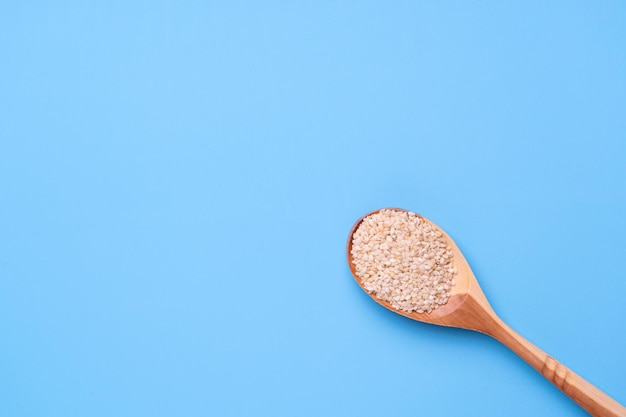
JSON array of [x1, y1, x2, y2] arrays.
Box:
[[351, 209, 457, 313]]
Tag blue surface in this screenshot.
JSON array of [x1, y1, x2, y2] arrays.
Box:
[[1, 2, 625, 416]]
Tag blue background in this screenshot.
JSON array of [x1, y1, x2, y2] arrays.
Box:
[[1, 2, 625, 416]]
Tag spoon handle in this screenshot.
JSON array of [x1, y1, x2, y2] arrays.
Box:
[[485, 317, 626, 417]]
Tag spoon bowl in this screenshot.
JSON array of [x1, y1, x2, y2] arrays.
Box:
[[346, 208, 626, 417], [347, 208, 480, 327]]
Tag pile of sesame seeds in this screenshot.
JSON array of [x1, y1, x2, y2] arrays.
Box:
[[350, 209, 457, 314]]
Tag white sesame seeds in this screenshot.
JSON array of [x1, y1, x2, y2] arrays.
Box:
[[350, 209, 457, 314]]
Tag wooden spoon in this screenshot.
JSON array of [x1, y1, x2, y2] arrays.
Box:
[[346, 208, 625, 417]]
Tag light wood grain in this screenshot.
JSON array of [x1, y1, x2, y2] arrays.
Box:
[[346, 208, 626, 417]]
